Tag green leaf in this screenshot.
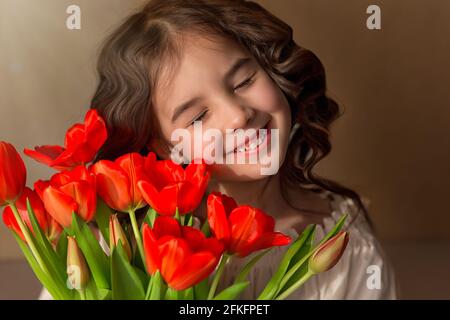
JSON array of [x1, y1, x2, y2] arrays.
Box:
[[318, 213, 348, 246], [95, 198, 113, 243], [12, 232, 66, 300], [56, 229, 68, 261], [143, 207, 157, 228], [70, 212, 110, 289], [165, 287, 180, 300], [26, 200, 71, 297], [145, 271, 164, 300], [193, 278, 210, 300], [200, 219, 211, 237], [111, 241, 146, 300], [182, 287, 194, 300], [277, 227, 316, 295], [213, 282, 249, 300], [234, 249, 270, 284], [257, 224, 316, 300]]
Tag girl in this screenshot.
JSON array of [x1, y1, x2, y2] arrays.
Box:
[[40, 0, 398, 299]]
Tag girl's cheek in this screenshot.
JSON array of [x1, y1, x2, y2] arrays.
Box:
[[247, 75, 288, 113]]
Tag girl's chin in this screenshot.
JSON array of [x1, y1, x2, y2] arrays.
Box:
[[209, 163, 277, 181]]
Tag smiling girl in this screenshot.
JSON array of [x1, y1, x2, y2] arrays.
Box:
[[42, 0, 397, 299]]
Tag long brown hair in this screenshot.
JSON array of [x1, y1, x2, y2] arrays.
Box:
[[90, 0, 371, 226]]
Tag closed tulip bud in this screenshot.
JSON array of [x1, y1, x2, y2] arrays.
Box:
[[67, 236, 90, 290], [109, 214, 132, 261], [309, 231, 349, 274]]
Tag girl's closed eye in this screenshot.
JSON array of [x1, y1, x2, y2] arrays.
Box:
[[234, 73, 256, 92], [189, 108, 209, 126]]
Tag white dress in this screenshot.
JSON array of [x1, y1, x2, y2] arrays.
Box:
[[39, 191, 398, 300]]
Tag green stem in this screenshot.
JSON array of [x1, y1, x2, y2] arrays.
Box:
[[128, 208, 147, 270], [275, 269, 315, 300], [79, 289, 86, 300], [207, 254, 230, 300], [9, 203, 49, 274]]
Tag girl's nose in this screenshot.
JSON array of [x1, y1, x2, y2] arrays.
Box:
[[225, 103, 256, 131]]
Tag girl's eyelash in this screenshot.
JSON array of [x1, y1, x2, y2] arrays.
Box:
[[189, 109, 209, 126], [234, 74, 256, 91]]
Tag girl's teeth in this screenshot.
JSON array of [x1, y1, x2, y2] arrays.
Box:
[[235, 129, 268, 153]]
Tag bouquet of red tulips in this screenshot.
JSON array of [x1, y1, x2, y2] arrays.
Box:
[[1, 110, 349, 300]]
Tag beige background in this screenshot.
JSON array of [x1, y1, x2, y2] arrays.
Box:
[[1, 0, 449, 298]]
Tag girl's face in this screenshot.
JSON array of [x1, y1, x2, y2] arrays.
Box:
[[151, 32, 292, 182]]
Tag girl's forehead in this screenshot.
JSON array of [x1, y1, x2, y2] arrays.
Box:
[[154, 33, 252, 115]]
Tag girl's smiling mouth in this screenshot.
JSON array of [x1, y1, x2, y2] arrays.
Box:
[[230, 121, 271, 156]]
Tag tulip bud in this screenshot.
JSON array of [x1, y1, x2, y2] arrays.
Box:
[[67, 236, 90, 290], [109, 214, 132, 261], [309, 231, 349, 274], [0, 141, 26, 206]]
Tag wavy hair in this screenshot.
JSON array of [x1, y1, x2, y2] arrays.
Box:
[[90, 0, 371, 225]]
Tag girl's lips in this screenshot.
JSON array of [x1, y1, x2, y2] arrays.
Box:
[[233, 122, 271, 156]]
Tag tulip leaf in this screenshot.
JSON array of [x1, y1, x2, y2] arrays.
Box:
[[95, 198, 113, 243], [84, 279, 112, 300], [26, 200, 70, 295], [194, 278, 210, 300], [111, 241, 146, 300], [277, 226, 316, 296], [70, 212, 110, 289], [200, 219, 211, 237], [213, 281, 249, 300], [146, 271, 164, 300], [143, 207, 157, 228], [165, 287, 180, 300], [182, 287, 194, 300], [257, 224, 316, 300], [234, 249, 270, 284], [318, 213, 348, 246], [12, 231, 68, 300], [56, 229, 68, 261]]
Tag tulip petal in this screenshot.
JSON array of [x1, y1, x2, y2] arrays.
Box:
[[181, 225, 206, 251], [169, 252, 218, 291], [23, 145, 64, 165], [116, 153, 146, 209], [59, 181, 96, 223], [206, 193, 232, 244], [143, 224, 161, 275], [43, 186, 78, 228], [238, 232, 291, 257], [153, 216, 181, 239], [159, 237, 190, 284], [34, 180, 50, 201], [92, 160, 132, 212], [0, 142, 27, 204], [138, 180, 180, 216]]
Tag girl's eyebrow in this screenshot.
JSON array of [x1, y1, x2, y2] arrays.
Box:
[[170, 57, 253, 123]]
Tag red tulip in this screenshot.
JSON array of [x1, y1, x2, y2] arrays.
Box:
[[143, 216, 223, 290], [24, 109, 107, 171], [32, 180, 63, 244], [207, 192, 291, 257], [2, 187, 48, 241], [138, 153, 210, 216], [0, 141, 26, 206], [91, 153, 147, 212], [42, 165, 96, 228]]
